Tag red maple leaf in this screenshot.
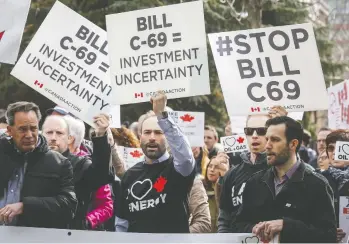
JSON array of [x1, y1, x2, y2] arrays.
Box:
[[0, 31, 4, 41], [130, 150, 143, 158], [153, 176, 167, 193], [237, 137, 244, 144], [180, 114, 195, 122]]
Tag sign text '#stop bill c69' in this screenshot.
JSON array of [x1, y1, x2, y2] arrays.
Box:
[[106, 1, 210, 105], [208, 23, 328, 116]]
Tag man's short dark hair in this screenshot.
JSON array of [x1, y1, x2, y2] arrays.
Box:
[[205, 125, 218, 140], [0, 109, 6, 124], [6, 102, 42, 126], [265, 116, 303, 152]]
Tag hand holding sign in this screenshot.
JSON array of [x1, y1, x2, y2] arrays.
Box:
[[93, 113, 110, 137], [268, 105, 288, 118]]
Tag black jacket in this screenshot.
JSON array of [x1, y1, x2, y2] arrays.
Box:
[[218, 152, 268, 233], [63, 134, 113, 230], [0, 135, 77, 229], [235, 162, 336, 243]]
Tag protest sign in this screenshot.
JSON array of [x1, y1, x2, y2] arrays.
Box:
[[335, 141, 349, 162], [11, 1, 121, 128], [168, 111, 205, 147], [0, 226, 279, 243], [117, 146, 144, 169], [328, 80, 349, 129], [340, 196, 349, 243], [105, 1, 210, 104], [208, 23, 328, 116], [221, 134, 248, 153], [0, 0, 31, 64]]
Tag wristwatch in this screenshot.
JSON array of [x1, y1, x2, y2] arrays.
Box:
[[158, 111, 168, 120]]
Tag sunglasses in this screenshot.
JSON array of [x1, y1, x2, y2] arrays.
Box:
[[327, 145, 335, 153], [244, 127, 267, 136]]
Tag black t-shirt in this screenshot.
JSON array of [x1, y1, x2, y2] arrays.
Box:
[[220, 153, 268, 231], [118, 156, 195, 233]]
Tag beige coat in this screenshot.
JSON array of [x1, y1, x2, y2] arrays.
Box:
[[188, 177, 211, 233]]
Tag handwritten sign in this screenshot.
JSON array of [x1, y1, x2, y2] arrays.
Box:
[[328, 80, 349, 129], [105, 1, 210, 104], [208, 23, 328, 116], [11, 1, 120, 128]]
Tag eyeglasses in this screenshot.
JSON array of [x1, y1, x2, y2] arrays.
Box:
[[327, 145, 335, 153], [244, 127, 267, 136]]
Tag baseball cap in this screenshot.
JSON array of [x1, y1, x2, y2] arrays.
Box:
[[46, 106, 69, 116]]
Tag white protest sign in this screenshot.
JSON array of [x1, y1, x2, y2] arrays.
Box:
[[208, 23, 328, 116], [229, 116, 246, 134], [221, 134, 248, 153], [335, 141, 349, 162], [289, 112, 304, 121], [106, 1, 210, 104], [0, 0, 31, 64], [0, 226, 279, 243], [117, 146, 144, 169], [340, 196, 349, 243], [168, 111, 205, 147], [11, 1, 121, 128], [328, 80, 349, 129]]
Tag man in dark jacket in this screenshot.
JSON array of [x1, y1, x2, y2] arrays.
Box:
[[235, 116, 336, 243], [42, 114, 112, 230], [218, 106, 287, 233], [0, 102, 77, 228]]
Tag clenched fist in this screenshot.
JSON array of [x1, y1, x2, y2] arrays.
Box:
[[93, 113, 110, 137], [150, 90, 167, 117]]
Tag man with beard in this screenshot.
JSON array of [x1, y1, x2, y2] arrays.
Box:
[[218, 106, 286, 233], [42, 114, 112, 229], [115, 91, 195, 233], [235, 116, 336, 243]]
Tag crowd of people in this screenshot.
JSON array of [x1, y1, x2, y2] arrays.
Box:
[[0, 91, 348, 243]]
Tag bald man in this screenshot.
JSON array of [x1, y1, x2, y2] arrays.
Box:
[[42, 115, 113, 229]]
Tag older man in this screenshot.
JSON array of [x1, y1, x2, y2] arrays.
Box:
[[0, 102, 77, 228]]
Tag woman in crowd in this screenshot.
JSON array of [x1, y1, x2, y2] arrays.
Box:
[[192, 146, 210, 178], [203, 153, 230, 232]]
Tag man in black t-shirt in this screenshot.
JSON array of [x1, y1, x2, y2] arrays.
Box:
[[115, 91, 196, 233]]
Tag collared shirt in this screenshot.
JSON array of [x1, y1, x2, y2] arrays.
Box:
[[115, 116, 195, 232], [0, 137, 40, 225], [144, 151, 170, 164], [273, 161, 300, 195]]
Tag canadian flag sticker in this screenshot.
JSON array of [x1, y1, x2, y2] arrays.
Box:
[[250, 107, 261, 112], [134, 93, 143, 98]]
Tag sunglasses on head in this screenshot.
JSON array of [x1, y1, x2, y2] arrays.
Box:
[[244, 127, 267, 136]]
